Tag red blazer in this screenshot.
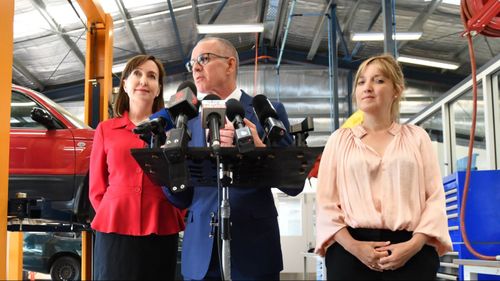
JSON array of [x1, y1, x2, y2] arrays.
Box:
[[89, 111, 185, 236]]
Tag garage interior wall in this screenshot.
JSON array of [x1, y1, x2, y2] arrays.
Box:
[[56, 63, 452, 148]]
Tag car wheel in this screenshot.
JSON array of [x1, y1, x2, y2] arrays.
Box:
[[50, 256, 80, 281]]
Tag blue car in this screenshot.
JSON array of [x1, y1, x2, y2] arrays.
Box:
[[23, 232, 81, 281]]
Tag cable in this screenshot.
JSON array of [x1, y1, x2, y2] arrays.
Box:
[[458, 0, 500, 261]]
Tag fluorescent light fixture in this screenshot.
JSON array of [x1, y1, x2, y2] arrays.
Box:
[[397, 55, 460, 70], [196, 24, 264, 34], [351, 32, 423, 41]]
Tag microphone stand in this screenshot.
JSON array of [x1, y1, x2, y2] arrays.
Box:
[[213, 146, 232, 280], [219, 160, 232, 281]]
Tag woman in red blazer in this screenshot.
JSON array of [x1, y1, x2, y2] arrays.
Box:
[[89, 55, 185, 280]]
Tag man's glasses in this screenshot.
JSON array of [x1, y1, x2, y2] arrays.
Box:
[[185, 53, 230, 72]]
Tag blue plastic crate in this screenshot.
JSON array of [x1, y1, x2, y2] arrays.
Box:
[[456, 153, 478, 172]]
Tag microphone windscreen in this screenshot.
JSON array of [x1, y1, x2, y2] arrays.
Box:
[[252, 94, 279, 125], [149, 108, 174, 130], [168, 81, 200, 120], [226, 98, 245, 122], [203, 94, 221, 101], [176, 80, 197, 96], [201, 94, 225, 129]]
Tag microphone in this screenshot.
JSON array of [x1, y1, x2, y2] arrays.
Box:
[[167, 81, 199, 130], [289, 116, 314, 147], [252, 94, 286, 145], [163, 81, 199, 193], [135, 104, 176, 147], [133, 117, 167, 135], [201, 94, 226, 152], [226, 98, 254, 153], [133, 114, 171, 148], [149, 108, 175, 131]]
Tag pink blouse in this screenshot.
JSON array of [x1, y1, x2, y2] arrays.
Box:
[[315, 122, 452, 256]]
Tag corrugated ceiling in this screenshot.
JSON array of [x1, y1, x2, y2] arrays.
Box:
[[11, 0, 498, 90]]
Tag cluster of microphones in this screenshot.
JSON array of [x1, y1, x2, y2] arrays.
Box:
[[133, 80, 314, 153]]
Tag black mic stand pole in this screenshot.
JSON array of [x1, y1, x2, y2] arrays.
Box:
[[219, 160, 232, 281], [212, 151, 232, 281]]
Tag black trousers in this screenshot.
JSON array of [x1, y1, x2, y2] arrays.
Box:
[[188, 239, 280, 281], [325, 228, 439, 280], [93, 231, 179, 280]]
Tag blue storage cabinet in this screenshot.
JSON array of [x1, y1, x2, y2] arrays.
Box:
[[443, 170, 500, 280]]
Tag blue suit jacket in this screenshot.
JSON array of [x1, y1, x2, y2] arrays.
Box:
[[165, 91, 302, 280]]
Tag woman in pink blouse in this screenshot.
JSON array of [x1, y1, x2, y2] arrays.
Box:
[[315, 54, 452, 280], [89, 55, 185, 280]]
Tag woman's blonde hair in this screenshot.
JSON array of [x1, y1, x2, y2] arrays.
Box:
[[352, 54, 405, 121]]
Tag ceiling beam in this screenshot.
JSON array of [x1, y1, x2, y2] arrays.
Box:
[[306, 0, 332, 60], [114, 0, 146, 54], [12, 58, 44, 90], [257, 0, 268, 48], [339, 0, 362, 58], [351, 5, 381, 58], [335, 8, 350, 59], [196, 0, 228, 42], [398, 0, 442, 50], [29, 0, 85, 65], [205, 0, 228, 24], [167, 0, 186, 60], [270, 0, 290, 47], [191, 0, 201, 24], [342, 0, 362, 35]]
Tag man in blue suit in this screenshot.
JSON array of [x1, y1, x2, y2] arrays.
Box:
[[164, 37, 303, 280]]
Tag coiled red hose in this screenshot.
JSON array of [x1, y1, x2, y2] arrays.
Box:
[[459, 0, 500, 261]]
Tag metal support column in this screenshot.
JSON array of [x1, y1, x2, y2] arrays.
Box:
[[0, 0, 15, 279], [7, 232, 23, 280], [382, 0, 397, 57], [75, 2, 114, 280], [77, 0, 114, 127], [328, 4, 340, 131]]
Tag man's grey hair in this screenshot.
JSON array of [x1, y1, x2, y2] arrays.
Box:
[[197, 37, 240, 76]]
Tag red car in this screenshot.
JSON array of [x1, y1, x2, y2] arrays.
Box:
[[9, 84, 94, 224]]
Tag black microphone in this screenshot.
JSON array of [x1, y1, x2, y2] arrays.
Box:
[[289, 116, 314, 147], [226, 98, 255, 153], [201, 94, 226, 153], [149, 108, 175, 130], [252, 94, 286, 145], [163, 81, 199, 193], [133, 117, 168, 135], [164, 80, 199, 150], [133, 115, 170, 148], [167, 81, 199, 130]]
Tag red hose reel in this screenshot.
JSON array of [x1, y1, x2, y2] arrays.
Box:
[[461, 0, 500, 37], [459, 0, 500, 261]]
